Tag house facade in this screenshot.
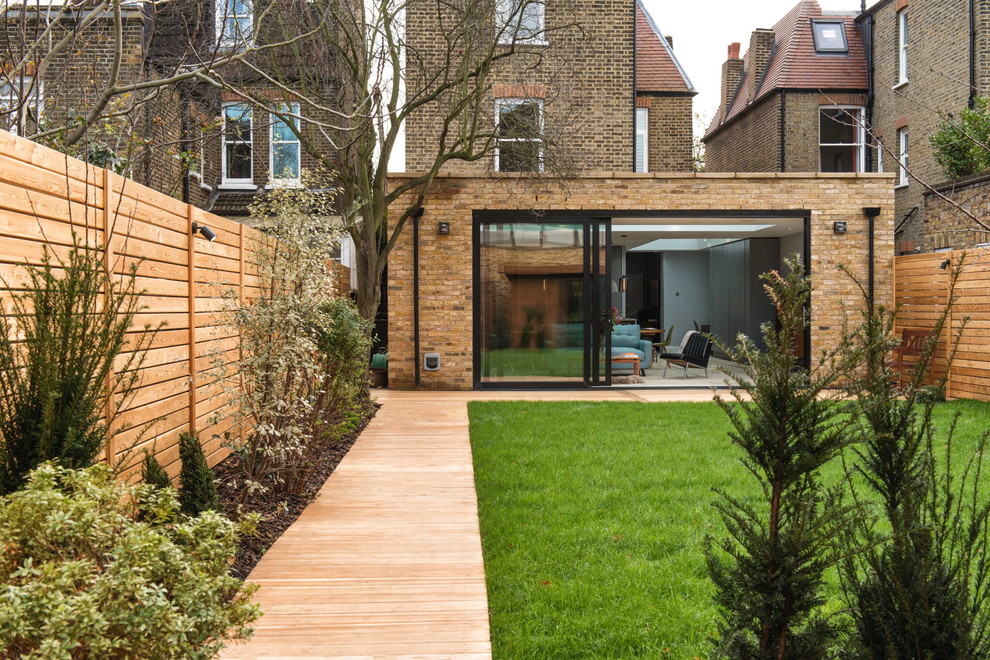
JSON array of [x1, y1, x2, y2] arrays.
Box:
[[706, 0, 990, 254], [404, 0, 696, 175]]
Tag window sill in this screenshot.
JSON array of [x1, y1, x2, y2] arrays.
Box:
[[893, 80, 909, 90], [497, 38, 549, 47], [264, 181, 303, 189], [894, 182, 909, 189], [218, 182, 258, 190]]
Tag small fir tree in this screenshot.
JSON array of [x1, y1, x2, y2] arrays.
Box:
[[706, 258, 860, 659], [178, 433, 219, 515], [841, 258, 990, 658], [141, 450, 172, 490]]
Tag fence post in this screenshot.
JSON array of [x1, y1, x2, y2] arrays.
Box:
[[238, 222, 245, 446], [187, 206, 198, 434], [102, 168, 116, 466], [946, 256, 955, 399]]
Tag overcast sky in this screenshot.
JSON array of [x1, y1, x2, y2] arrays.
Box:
[[638, 0, 866, 135]]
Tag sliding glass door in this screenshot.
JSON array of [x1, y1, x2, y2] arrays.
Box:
[[475, 217, 610, 387]]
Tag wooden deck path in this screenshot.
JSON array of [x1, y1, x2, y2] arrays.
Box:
[[220, 388, 719, 659]]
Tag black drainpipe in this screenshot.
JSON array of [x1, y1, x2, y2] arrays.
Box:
[[970, 0, 977, 108], [864, 207, 881, 307], [779, 91, 787, 170], [412, 207, 424, 387], [864, 13, 876, 171]]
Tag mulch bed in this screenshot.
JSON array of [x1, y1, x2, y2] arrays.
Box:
[[213, 403, 379, 579]]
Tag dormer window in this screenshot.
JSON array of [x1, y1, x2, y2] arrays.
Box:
[[811, 20, 848, 53]]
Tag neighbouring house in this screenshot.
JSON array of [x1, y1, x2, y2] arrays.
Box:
[[706, 0, 990, 254], [387, 0, 894, 390], [404, 0, 696, 174]]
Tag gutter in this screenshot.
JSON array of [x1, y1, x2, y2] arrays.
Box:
[[779, 91, 786, 170]]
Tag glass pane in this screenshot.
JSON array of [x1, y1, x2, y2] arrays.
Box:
[[820, 144, 857, 172], [272, 143, 299, 179], [479, 222, 586, 383], [813, 21, 847, 51], [272, 114, 297, 142], [820, 108, 855, 144], [498, 101, 539, 138], [226, 142, 252, 179], [232, 0, 250, 15], [225, 104, 251, 139], [498, 140, 540, 172]]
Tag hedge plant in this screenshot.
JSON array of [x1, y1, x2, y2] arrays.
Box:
[[0, 463, 259, 658]]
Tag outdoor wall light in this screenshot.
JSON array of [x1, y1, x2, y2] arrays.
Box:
[[437, 222, 450, 235], [619, 275, 627, 292], [940, 259, 951, 270], [833, 221, 847, 234], [191, 222, 217, 242]]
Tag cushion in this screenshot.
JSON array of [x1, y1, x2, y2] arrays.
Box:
[[611, 324, 642, 349]]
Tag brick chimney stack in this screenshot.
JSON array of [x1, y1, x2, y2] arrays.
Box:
[[665, 35, 673, 49], [720, 42, 743, 118], [746, 28, 775, 104]]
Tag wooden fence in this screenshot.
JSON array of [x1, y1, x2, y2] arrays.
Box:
[[894, 250, 990, 401], [0, 131, 348, 479]]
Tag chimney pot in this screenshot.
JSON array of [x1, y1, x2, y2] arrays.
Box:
[[665, 35, 673, 48], [728, 42, 741, 59]]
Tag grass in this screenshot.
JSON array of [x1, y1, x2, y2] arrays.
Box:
[[468, 399, 990, 659]]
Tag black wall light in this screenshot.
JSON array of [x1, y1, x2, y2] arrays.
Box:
[[191, 222, 217, 242], [940, 259, 951, 270], [437, 222, 450, 235], [833, 221, 847, 234]]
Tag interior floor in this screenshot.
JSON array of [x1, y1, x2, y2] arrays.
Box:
[[614, 356, 750, 388]]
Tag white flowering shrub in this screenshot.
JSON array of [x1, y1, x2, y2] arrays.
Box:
[[0, 463, 259, 659]]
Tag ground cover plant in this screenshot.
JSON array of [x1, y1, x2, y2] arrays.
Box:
[[468, 399, 990, 659]]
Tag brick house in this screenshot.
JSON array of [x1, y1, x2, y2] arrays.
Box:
[[704, 0, 869, 174], [387, 0, 894, 389], [706, 0, 990, 254], [404, 0, 696, 174]]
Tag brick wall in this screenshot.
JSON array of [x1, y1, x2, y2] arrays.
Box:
[[923, 172, 990, 249], [868, 0, 977, 251], [386, 172, 895, 389], [639, 94, 693, 171], [704, 93, 781, 172], [404, 0, 636, 175]]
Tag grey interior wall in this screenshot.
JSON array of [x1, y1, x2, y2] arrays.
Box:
[[661, 251, 710, 341], [780, 233, 804, 272]]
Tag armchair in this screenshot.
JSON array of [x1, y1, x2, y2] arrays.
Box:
[[659, 331, 714, 378]]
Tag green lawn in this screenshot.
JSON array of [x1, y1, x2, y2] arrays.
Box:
[[468, 400, 990, 659]]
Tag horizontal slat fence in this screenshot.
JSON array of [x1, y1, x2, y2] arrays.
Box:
[[0, 131, 348, 480], [894, 249, 990, 400]]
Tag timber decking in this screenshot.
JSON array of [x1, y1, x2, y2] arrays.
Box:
[[220, 388, 719, 659]]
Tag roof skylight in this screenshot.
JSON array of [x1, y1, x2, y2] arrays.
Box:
[[811, 20, 848, 53]]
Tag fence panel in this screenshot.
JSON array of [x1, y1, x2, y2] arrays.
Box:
[[894, 250, 990, 400], [0, 131, 348, 480]]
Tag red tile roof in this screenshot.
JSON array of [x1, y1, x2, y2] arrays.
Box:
[[636, 1, 695, 95], [706, 0, 867, 136]]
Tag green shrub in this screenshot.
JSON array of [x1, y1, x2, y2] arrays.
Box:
[[317, 297, 372, 416], [141, 450, 172, 490], [178, 433, 220, 515], [930, 97, 990, 179], [0, 240, 153, 494], [0, 463, 259, 658]]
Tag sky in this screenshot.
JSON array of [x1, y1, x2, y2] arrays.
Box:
[[638, 0, 867, 135]]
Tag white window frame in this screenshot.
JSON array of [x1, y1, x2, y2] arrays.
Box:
[[635, 107, 649, 173], [495, 0, 546, 45], [0, 74, 43, 136], [896, 10, 908, 87], [494, 97, 543, 173], [269, 102, 301, 186], [216, 0, 252, 49], [875, 139, 884, 173], [818, 105, 866, 173], [221, 102, 254, 188], [897, 127, 909, 187]]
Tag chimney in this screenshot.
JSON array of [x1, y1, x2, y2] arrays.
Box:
[[665, 35, 673, 49], [720, 42, 743, 118], [746, 28, 775, 104]]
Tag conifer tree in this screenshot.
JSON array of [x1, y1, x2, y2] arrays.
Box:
[[141, 450, 172, 490], [178, 433, 219, 515], [706, 259, 859, 659]]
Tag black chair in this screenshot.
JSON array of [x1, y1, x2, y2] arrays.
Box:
[[659, 331, 714, 378]]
